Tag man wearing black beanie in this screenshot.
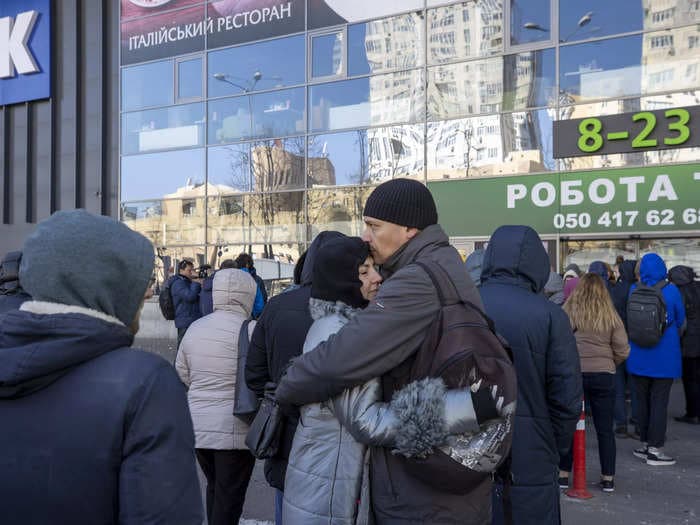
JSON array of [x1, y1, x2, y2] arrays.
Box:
[[277, 179, 492, 524]]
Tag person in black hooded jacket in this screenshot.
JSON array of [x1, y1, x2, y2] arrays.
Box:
[[479, 225, 582, 525], [611, 259, 639, 435], [245, 230, 345, 524], [668, 265, 700, 424], [0, 210, 202, 525]]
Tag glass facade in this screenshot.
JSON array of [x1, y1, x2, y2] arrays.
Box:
[[120, 1, 700, 273]]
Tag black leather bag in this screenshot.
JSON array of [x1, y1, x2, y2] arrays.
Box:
[[233, 320, 260, 424], [245, 383, 283, 459]]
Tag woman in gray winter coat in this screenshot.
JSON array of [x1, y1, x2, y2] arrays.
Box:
[[283, 237, 483, 525], [176, 268, 257, 525]]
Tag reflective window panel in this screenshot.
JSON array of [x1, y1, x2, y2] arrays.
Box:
[[561, 240, 637, 273], [121, 148, 205, 203], [307, 124, 424, 187], [208, 87, 305, 144], [312, 32, 345, 79], [177, 57, 203, 100], [121, 60, 174, 111], [307, 186, 374, 239], [642, 29, 700, 94], [247, 191, 306, 243], [208, 35, 306, 98], [207, 192, 247, 245], [122, 103, 205, 155], [122, 197, 206, 247], [640, 238, 700, 271], [427, 1, 503, 65], [208, 143, 252, 192], [309, 70, 425, 132], [560, 35, 643, 104], [502, 48, 555, 110], [428, 57, 503, 120], [348, 12, 425, 76], [427, 110, 555, 180], [510, 0, 551, 46], [559, 1, 643, 43], [643, 0, 700, 29]]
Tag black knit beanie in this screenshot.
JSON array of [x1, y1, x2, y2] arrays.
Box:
[[311, 237, 369, 309], [363, 179, 438, 229]]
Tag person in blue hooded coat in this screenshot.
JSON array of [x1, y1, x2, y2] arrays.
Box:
[[480, 225, 582, 525], [626, 253, 685, 466]]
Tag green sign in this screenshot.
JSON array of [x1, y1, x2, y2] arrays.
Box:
[[429, 164, 700, 237], [553, 106, 700, 158]]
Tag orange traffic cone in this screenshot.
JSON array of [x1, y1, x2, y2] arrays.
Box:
[[566, 398, 593, 499]]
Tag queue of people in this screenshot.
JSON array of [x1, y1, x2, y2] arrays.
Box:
[[0, 178, 698, 524]]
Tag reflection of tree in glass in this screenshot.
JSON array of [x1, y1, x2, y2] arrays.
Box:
[[219, 138, 307, 258]]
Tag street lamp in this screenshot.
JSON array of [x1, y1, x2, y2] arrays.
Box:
[[523, 22, 548, 32], [561, 12, 595, 42], [212, 71, 262, 93], [213, 72, 264, 142]]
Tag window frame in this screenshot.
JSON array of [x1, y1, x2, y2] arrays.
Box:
[[505, 0, 557, 53], [308, 27, 348, 83], [175, 54, 205, 104]]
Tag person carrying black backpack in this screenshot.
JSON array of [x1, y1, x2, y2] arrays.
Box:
[[626, 253, 685, 466], [668, 265, 700, 425]]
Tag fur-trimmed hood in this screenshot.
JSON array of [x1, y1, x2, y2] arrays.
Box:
[[308, 298, 360, 321], [0, 301, 134, 399]]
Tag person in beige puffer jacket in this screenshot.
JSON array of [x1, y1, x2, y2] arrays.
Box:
[[176, 268, 257, 525]]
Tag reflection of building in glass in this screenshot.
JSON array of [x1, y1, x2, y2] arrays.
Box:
[[427, 112, 546, 179]]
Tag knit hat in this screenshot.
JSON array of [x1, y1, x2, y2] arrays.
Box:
[[363, 179, 438, 229], [311, 237, 369, 309], [19, 210, 154, 326]]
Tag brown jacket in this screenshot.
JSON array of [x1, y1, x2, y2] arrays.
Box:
[[573, 324, 630, 374]]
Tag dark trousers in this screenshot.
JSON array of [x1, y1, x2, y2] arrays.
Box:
[[633, 375, 673, 448], [561, 372, 616, 476], [196, 449, 255, 525], [681, 357, 700, 418], [614, 364, 638, 426]]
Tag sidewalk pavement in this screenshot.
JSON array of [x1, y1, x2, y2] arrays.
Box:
[[136, 301, 700, 524]]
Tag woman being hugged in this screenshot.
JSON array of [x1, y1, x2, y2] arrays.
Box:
[[283, 236, 485, 525], [559, 273, 630, 493]]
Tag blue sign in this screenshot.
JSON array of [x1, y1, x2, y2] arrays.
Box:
[[0, 0, 51, 106]]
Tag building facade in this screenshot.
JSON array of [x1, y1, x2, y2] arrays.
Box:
[[0, 0, 120, 254], [2, 1, 699, 280]]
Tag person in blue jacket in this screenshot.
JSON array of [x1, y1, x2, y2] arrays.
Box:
[[172, 259, 203, 346], [627, 253, 685, 466], [235, 253, 266, 318], [480, 225, 582, 525]]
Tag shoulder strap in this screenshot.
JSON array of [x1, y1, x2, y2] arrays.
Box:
[[414, 260, 496, 332], [238, 319, 252, 357], [653, 279, 668, 291]]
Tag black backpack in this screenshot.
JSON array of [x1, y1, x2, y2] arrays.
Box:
[[627, 281, 668, 347], [158, 275, 178, 321], [393, 261, 517, 495]]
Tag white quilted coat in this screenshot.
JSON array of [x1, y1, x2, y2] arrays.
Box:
[[176, 268, 256, 450]]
